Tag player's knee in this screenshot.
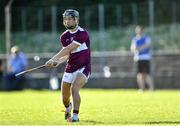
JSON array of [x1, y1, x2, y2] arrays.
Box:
[[71, 85, 80, 94]]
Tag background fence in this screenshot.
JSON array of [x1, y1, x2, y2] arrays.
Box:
[[1, 0, 180, 53], [0, 0, 180, 89], [0, 1, 180, 32]]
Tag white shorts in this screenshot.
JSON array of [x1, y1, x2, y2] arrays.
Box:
[[62, 67, 90, 84]]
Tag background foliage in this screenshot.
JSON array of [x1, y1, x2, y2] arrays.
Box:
[[0, 0, 180, 53], [1, 24, 180, 53]]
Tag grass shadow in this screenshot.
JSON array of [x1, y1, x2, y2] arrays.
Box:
[[145, 121, 180, 124], [81, 120, 104, 125]]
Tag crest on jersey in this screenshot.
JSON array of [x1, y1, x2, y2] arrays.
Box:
[[70, 37, 74, 41]]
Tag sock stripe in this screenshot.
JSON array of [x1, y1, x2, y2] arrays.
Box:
[[73, 110, 79, 114]]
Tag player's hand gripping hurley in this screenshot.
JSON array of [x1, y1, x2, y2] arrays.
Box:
[[15, 60, 58, 76]]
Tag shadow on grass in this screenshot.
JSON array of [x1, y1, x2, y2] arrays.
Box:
[[145, 121, 180, 124], [79, 120, 180, 125], [81, 120, 104, 124]]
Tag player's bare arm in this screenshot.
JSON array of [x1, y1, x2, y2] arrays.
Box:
[[55, 55, 69, 66], [58, 55, 69, 63], [45, 42, 80, 67]]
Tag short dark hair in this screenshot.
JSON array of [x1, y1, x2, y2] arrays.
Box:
[[62, 9, 79, 19]]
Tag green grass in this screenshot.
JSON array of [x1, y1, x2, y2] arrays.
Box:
[[0, 89, 180, 125]]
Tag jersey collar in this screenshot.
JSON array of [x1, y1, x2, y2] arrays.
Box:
[[69, 26, 79, 34]]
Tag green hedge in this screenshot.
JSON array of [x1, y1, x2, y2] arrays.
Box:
[[1, 24, 180, 53]]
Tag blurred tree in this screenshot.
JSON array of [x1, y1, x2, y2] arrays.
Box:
[[0, 0, 180, 32]]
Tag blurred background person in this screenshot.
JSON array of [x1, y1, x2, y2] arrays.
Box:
[[130, 25, 154, 92], [0, 59, 3, 90], [3, 46, 28, 91]]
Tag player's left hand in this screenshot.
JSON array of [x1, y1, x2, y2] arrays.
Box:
[[45, 59, 58, 68]]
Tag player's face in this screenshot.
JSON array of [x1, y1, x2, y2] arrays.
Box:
[[63, 16, 78, 29]]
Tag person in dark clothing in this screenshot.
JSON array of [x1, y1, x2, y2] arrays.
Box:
[[0, 59, 3, 90], [3, 46, 28, 91]]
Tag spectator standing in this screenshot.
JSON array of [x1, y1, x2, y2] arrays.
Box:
[[130, 25, 154, 91], [4, 46, 28, 91], [0, 59, 3, 90]]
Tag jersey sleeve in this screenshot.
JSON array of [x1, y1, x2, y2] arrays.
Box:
[[60, 34, 65, 47], [72, 31, 88, 45], [146, 36, 151, 44]]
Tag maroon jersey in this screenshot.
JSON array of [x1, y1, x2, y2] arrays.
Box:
[[60, 26, 91, 74]]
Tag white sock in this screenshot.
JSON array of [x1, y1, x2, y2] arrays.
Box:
[[72, 113, 78, 120]]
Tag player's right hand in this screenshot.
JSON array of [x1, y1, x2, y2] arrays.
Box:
[[45, 59, 58, 68]]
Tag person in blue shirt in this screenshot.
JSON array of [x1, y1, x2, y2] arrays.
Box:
[[4, 46, 28, 91], [131, 25, 154, 91]]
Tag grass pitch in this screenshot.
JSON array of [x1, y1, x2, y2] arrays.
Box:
[[0, 89, 180, 126]]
